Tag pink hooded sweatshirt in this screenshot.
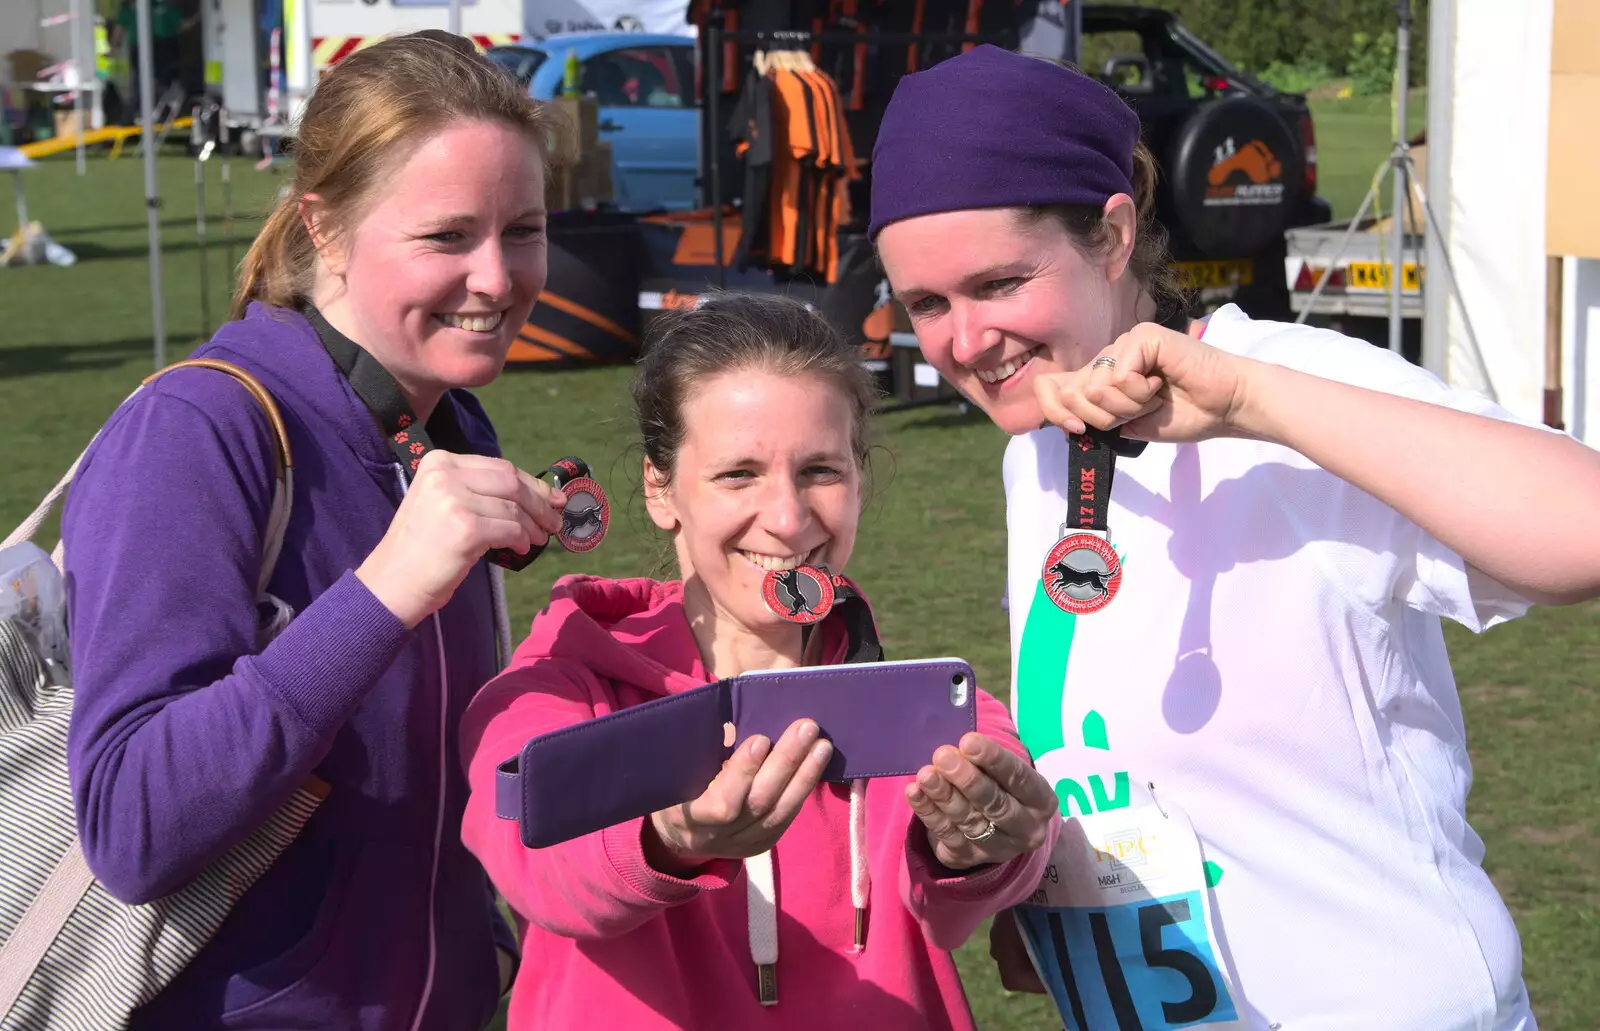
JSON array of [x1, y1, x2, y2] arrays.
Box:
[[460, 575, 1056, 1030]]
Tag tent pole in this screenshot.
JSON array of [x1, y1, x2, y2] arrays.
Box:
[[1422, 0, 1454, 379], [136, 0, 166, 369], [1389, 0, 1412, 354], [1545, 256, 1565, 430], [71, 0, 86, 175]]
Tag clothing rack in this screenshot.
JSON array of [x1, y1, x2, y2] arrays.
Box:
[[699, 23, 1017, 286]]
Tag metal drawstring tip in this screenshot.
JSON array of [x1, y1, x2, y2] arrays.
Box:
[[854, 907, 868, 950], [757, 963, 778, 1006]]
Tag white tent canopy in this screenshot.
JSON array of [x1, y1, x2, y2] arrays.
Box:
[[521, 0, 694, 37], [1425, 0, 1598, 445]]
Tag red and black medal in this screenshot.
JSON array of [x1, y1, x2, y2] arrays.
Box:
[[547, 457, 609, 554], [1041, 428, 1145, 615], [761, 565, 883, 665], [762, 564, 837, 624], [304, 306, 607, 572]]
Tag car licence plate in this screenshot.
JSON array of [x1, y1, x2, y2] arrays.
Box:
[[1347, 261, 1422, 291], [1173, 260, 1253, 290]]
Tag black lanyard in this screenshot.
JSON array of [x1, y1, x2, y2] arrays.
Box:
[[1043, 427, 1146, 614], [762, 565, 883, 665], [822, 576, 883, 665], [1067, 427, 1146, 535], [304, 306, 547, 570]]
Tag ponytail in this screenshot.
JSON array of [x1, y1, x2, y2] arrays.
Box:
[[228, 197, 315, 321], [222, 30, 557, 325]]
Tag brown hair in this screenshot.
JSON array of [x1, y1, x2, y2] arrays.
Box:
[[1004, 55, 1187, 320], [229, 31, 560, 320], [1013, 138, 1188, 322], [631, 293, 881, 490]]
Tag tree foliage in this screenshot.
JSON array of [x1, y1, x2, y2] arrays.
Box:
[[1132, 0, 1429, 87]]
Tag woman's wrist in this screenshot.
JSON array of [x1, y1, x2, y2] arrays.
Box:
[[1222, 356, 1292, 446], [354, 552, 425, 629], [642, 814, 709, 877]]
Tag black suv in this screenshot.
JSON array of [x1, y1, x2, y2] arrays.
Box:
[[1082, 5, 1331, 319]]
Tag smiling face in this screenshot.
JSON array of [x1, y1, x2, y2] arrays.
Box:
[[875, 201, 1141, 435], [310, 118, 548, 416], [646, 367, 862, 639]]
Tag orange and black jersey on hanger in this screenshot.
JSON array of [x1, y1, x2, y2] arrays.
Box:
[[727, 52, 856, 282]]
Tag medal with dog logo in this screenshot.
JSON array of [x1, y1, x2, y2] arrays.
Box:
[[303, 306, 610, 572], [485, 457, 610, 569], [1042, 428, 1146, 615], [760, 565, 883, 665], [547, 457, 608, 554], [762, 565, 837, 625]]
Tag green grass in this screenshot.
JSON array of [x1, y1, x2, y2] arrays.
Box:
[[1308, 92, 1429, 220], [4, 98, 1595, 1029]]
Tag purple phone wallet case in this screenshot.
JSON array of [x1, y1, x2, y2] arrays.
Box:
[[495, 658, 978, 849]]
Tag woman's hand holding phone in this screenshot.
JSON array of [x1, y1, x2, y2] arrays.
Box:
[[644, 718, 833, 874], [906, 732, 1058, 871]]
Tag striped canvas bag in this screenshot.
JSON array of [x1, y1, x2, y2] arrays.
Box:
[[0, 359, 328, 1031]]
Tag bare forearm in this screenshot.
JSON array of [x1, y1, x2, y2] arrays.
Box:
[[1236, 360, 1600, 603]]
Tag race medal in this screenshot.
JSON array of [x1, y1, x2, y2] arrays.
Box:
[[761, 564, 836, 624], [555, 477, 608, 553], [1044, 428, 1145, 614], [1014, 800, 1247, 1030], [486, 457, 610, 569], [1042, 531, 1122, 614]]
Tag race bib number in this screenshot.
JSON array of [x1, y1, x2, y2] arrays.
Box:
[[1015, 802, 1244, 1030]]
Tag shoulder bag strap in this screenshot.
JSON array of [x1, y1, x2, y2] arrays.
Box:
[[0, 360, 296, 1021], [2, 359, 294, 598]]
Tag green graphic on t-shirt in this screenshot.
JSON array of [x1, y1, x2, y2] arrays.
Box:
[[1016, 571, 1227, 883], [1017, 581, 1075, 755], [1081, 709, 1109, 751], [1017, 581, 1130, 817]]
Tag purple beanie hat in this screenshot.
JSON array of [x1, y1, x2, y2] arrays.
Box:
[[867, 45, 1140, 240]]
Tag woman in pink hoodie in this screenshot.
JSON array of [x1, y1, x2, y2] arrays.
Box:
[[460, 293, 1060, 1030]]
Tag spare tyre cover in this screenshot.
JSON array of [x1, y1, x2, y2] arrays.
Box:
[[1166, 95, 1304, 257]]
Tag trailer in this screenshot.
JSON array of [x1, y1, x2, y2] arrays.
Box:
[[1285, 215, 1425, 322]]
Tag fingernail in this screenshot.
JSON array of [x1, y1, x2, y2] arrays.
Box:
[[907, 787, 926, 806], [749, 735, 770, 761], [935, 749, 960, 773], [812, 739, 833, 762], [798, 720, 819, 744]]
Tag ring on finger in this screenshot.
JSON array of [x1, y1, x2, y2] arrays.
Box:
[[961, 820, 998, 843], [1091, 356, 1117, 371]]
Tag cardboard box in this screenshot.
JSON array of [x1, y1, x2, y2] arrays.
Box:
[[545, 161, 578, 212], [1552, 0, 1600, 75], [586, 140, 614, 203], [7, 49, 54, 85], [53, 109, 82, 140], [1546, 0, 1600, 258], [548, 96, 599, 162], [1546, 72, 1600, 259]]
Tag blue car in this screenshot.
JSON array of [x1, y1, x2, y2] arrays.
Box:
[[489, 32, 700, 213]]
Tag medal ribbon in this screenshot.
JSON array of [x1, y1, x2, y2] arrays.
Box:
[[813, 576, 883, 666], [1065, 427, 1147, 535], [304, 305, 554, 571]]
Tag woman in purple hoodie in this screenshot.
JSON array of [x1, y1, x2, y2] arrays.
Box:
[[62, 32, 561, 1030]]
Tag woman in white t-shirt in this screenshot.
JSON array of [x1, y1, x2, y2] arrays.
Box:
[[867, 45, 1600, 1030]]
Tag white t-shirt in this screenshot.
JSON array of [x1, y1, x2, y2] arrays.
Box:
[[1003, 305, 1538, 1030]]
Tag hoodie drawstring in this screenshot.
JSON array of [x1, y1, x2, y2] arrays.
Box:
[[848, 778, 869, 949], [745, 851, 778, 1005], [745, 777, 871, 1006]]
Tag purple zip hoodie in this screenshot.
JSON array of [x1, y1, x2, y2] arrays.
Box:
[[62, 304, 515, 1031]]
